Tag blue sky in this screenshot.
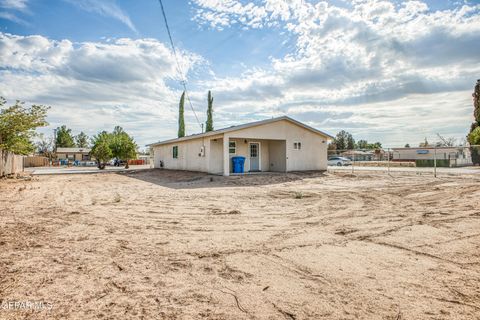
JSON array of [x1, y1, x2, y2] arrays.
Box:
[[1, 0, 480, 148]]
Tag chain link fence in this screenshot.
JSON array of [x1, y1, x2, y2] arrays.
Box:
[[327, 145, 480, 177]]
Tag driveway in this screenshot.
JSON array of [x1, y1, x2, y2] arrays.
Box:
[[26, 164, 151, 175]]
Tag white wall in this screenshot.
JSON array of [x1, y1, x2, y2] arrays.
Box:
[[268, 140, 286, 172], [153, 137, 208, 172], [209, 138, 223, 174], [152, 119, 329, 173], [393, 148, 468, 161], [284, 125, 328, 171], [228, 120, 328, 171], [228, 138, 270, 172]]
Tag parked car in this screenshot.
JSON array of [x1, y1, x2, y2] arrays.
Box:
[[107, 158, 126, 166], [328, 156, 352, 166]]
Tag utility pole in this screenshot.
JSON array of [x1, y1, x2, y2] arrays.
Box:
[[53, 128, 57, 151]]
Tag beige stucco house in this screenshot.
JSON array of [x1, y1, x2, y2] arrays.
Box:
[[56, 147, 92, 161], [148, 116, 333, 176]]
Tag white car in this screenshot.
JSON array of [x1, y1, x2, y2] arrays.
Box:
[[328, 156, 352, 166]]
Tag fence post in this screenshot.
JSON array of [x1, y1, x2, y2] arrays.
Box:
[[352, 150, 355, 174], [434, 146, 437, 178], [387, 148, 390, 174]]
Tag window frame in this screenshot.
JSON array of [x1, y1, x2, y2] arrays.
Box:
[[229, 141, 236, 154], [293, 142, 302, 150], [172, 145, 178, 159]]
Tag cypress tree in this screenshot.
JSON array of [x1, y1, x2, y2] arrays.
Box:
[[473, 79, 480, 127], [205, 90, 213, 132], [178, 91, 185, 138], [469, 80, 480, 164]]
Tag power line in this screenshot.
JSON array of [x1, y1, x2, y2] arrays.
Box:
[[157, 0, 202, 131]]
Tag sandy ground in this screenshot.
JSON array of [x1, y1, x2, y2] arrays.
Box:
[[0, 170, 480, 319]]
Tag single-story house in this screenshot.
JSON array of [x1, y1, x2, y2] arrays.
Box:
[[56, 147, 92, 161], [339, 149, 388, 161], [148, 116, 333, 176]]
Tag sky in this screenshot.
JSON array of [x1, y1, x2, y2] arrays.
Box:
[[0, 0, 479, 148]]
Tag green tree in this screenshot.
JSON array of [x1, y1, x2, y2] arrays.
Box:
[[75, 131, 89, 148], [473, 79, 480, 124], [334, 130, 355, 150], [346, 134, 355, 150], [0, 97, 49, 155], [357, 139, 368, 149], [469, 80, 480, 164], [404, 144, 410, 148], [205, 90, 214, 132], [110, 126, 137, 168], [354, 139, 382, 150], [327, 142, 337, 150], [468, 127, 480, 145], [178, 91, 185, 138], [90, 131, 112, 169], [334, 130, 348, 150], [55, 125, 75, 148]]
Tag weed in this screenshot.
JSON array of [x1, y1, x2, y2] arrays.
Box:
[[294, 191, 303, 199]]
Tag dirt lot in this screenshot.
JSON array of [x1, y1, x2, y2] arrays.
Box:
[[0, 170, 479, 319]]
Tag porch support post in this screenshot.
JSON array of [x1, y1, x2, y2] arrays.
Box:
[[223, 135, 230, 176]]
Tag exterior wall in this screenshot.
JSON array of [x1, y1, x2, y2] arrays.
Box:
[[152, 119, 329, 174], [392, 148, 469, 161], [285, 126, 327, 171], [153, 138, 208, 172], [268, 140, 286, 172], [153, 134, 223, 173], [228, 138, 270, 172], [209, 138, 223, 174], [56, 152, 90, 161], [227, 119, 328, 171]]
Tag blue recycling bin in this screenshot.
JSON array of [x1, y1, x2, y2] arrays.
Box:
[[231, 156, 245, 174]]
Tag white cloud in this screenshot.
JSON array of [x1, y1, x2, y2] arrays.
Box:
[[0, 10, 27, 24], [64, 0, 137, 33], [190, 0, 480, 145], [1, 1, 480, 147], [0, 0, 28, 11], [0, 33, 204, 147], [0, 0, 29, 24]]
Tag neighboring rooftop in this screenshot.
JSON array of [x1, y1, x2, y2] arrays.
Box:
[[56, 147, 91, 153], [147, 116, 334, 147]]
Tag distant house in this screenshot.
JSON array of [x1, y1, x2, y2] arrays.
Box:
[[392, 147, 472, 166], [148, 116, 333, 176], [56, 147, 92, 162], [340, 149, 387, 161]]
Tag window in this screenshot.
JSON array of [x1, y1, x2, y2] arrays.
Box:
[[229, 141, 236, 154], [250, 143, 258, 157], [173, 146, 178, 158], [294, 142, 302, 150]]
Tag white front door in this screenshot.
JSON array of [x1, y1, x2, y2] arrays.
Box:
[[249, 142, 260, 171]]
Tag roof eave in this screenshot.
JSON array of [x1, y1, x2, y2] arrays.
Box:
[[146, 116, 334, 147]]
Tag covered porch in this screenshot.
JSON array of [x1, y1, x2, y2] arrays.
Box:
[[209, 136, 286, 176]]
